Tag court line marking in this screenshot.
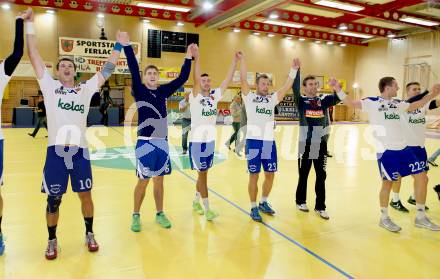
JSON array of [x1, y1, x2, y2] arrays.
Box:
[[109, 127, 354, 279]]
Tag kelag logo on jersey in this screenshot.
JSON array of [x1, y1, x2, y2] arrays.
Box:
[[409, 117, 426, 124], [58, 99, 85, 114], [202, 108, 217, 117], [384, 112, 400, 120], [256, 106, 272, 116]]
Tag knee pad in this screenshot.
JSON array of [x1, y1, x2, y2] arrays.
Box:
[[46, 195, 62, 214]]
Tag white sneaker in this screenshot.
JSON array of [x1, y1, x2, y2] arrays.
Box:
[[314, 209, 330, 220], [415, 216, 440, 231], [296, 203, 309, 212], [379, 217, 401, 232]]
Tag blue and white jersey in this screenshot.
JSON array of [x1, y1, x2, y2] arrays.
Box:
[[401, 98, 438, 147], [244, 92, 280, 141], [38, 68, 99, 148], [189, 88, 222, 143], [361, 96, 410, 153]]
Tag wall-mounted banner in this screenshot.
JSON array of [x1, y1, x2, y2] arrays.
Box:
[[59, 37, 141, 60], [73, 56, 133, 75]]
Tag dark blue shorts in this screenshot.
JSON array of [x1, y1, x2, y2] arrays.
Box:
[[42, 145, 92, 195], [135, 139, 171, 179], [245, 139, 277, 173], [189, 141, 215, 171], [377, 146, 427, 181]]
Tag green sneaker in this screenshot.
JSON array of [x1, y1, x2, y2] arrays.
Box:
[[205, 209, 219, 221], [131, 214, 141, 232], [156, 212, 172, 229], [193, 201, 204, 215]]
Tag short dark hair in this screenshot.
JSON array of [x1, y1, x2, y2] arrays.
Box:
[[302, 75, 316, 86], [144, 65, 159, 74], [256, 74, 269, 84], [378, 77, 395, 93], [38, 90, 43, 96], [56, 58, 76, 71], [201, 73, 209, 78], [406, 82, 420, 90]]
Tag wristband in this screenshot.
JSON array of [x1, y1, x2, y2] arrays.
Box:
[[289, 68, 297, 79], [113, 42, 123, 52], [336, 90, 347, 100], [25, 22, 35, 35]]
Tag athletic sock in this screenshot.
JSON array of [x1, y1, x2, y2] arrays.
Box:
[[392, 192, 400, 203], [380, 207, 388, 220], [416, 204, 426, 219], [194, 192, 201, 203], [133, 212, 140, 216], [261, 196, 268, 203], [251, 202, 257, 208], [202, 198, 210, 212], [48, 225, 57, 240], [84, 217, 94, 234]]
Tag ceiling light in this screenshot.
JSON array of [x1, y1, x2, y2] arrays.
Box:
[[1, 3, 11, 10], [387, 33, 396, 38], [338, 23, 348, 30], [177, 22, 185, 26], [233, 28, 240, 33], [269, 12, 279, 19], [97, 13, 105, 18], [315, 40, 321, 44], [340, 31, 373, 39], [314, 0, 365, 12], [267, 33, 275, 37], [202, 1, 214, 10], [340, 43, 347, 47], [46, 9, 55, 14], [136, 3, 191, 13], [264, 20, 304, 29], [327, 41, 333, 45], [252, 32, 260, 36], [299, 38, 306, 41], [399, 16, 439, 27], [285, 36, 293, 40]]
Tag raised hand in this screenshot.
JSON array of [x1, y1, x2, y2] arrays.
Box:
[[292, 58, 301, 70], [193, 44, 199, 57], [236, 51, 244, 61], [328, 77, 342, 92], [432, 83, 440, 97], [186, 43, 194, 58], [23, 7, 34, 21], [116, 30, 130, 46]]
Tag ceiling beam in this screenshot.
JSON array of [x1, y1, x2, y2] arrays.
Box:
[[258, 9, 398, 37], [237, 20, 368, 46], [129, 0, 195, 8], [194, 0, 287, 29], [13, 0, 191, 21], [190, 0, 252, 26], [289, 0, 440, 29]]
